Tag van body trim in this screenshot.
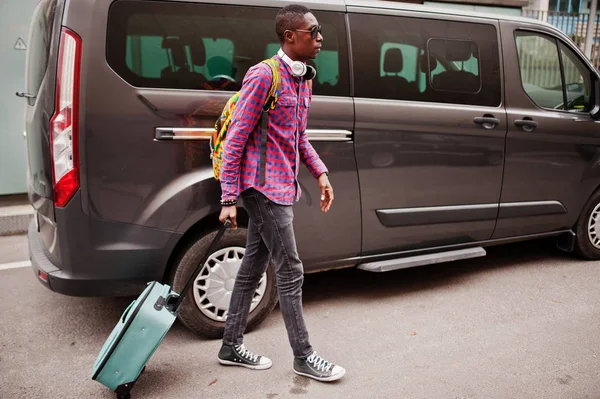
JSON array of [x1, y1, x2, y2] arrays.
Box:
[[498, 201, 567, 218], [154, 128, 352, 142], [376, 204, 498, 227], [376, 200, 567, 227]]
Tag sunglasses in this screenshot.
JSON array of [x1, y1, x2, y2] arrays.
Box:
[[293, 25, 322, 40]]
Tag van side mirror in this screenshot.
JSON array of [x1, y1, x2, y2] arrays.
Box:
[[592, 79, 600, 119]]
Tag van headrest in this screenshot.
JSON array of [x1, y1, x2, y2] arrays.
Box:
[[441, 41, 473, 62], [182, 36, 206, 66], [383, 48, 404, 74], [161, 38, 187, 67], [420, 53, 437, 72]]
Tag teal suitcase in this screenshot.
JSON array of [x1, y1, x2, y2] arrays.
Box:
[[92, 221, 230, 398]]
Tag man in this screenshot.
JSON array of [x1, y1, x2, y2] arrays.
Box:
[[216, 4, 346, 383]]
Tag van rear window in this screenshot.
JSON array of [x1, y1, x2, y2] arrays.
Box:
[[106, 1, 350, 97], [25, 0, 57, 106]]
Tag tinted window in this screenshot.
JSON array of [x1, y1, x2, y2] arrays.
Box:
[[350, 13, 501, 106], [107, 1, 350, 97], [560, 42, 593, 112], [516, 32, 592, 112], [428, 39, 481, 93], [25, 0, 56, 106]]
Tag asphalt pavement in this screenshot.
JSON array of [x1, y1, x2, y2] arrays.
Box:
[[1, 235, 600, 399]]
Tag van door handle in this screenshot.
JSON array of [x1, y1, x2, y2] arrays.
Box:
[[474, 116, 500, 125], [15, 92, 35, 99], [515, 118, 538, 132], [473, 115, 500, 129]]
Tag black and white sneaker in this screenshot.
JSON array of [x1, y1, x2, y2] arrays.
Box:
[[218, 343, 272, 370], [293, 351, 346, 382]]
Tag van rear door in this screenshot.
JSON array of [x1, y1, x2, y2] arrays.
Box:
[[85, 1, 360, 268], [23, 0, 65, 259]]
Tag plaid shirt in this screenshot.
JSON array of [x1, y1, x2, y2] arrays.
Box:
[[220, 55, 328, 205]]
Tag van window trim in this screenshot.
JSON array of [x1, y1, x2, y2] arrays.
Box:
[[153, 0, 346, 12], [425, 37, 483, 95], [346, 5, 499, 25], [344, 13, 355, 98], [513, 28, 596, 116]]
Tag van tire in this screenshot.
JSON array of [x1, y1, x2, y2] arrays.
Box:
[[575, 189, 600, 260], [169, 227, 278, 339]]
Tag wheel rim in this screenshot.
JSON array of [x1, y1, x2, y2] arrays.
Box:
[[192, 246, 267, 322], [588, 203, 600, 249]]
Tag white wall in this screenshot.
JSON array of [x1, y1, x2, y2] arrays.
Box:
[[526, 0, 550, 11], [0, 0, 39, 195]]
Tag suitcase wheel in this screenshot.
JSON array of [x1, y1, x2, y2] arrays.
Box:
[[117, 394, 130, 399]]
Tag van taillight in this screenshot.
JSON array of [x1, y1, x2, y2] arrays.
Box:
[[50, 28, 81, 208]]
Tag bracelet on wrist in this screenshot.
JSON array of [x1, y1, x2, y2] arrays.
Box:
[[220, 199, 237, 206]]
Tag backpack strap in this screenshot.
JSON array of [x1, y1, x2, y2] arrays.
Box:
[[258, 58, 281, 186]]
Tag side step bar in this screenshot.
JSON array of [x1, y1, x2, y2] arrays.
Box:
[[358, 247, 486, 273]]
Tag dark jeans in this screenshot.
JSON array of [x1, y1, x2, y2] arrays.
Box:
[[222, 188, 313, 359]]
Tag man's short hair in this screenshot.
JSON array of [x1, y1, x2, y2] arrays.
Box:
[[276, 4, 312, 42]]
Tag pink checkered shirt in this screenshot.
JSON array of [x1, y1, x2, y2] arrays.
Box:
[[220, 55, 328, 205]]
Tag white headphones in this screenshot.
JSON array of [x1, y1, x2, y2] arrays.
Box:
[[277, 49, 317, 80]]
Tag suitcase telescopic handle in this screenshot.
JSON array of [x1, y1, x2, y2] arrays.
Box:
[[121, 301, 136, 323], [171, 219, 232, 311]]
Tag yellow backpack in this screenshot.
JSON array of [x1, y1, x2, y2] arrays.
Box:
[[210, 58, 282, 184]]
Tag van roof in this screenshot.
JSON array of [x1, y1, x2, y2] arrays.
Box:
[[344, 0, 556, 27], [155, 0, 561, 34], [285, 0, 559, 31]]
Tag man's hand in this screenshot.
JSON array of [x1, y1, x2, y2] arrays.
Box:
[[219, 206, 237, 229], [318, 173, 334, 213]]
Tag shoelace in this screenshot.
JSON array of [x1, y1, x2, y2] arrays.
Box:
[[307, 352, 333, 373], [235, 344, 259, 362]]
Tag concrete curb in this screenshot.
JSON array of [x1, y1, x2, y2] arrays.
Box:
[[0, 205, 34, 236]]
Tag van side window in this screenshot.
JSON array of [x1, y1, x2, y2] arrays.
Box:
[[515, 31, 592, 112], [349, 13, 501, 106], [266, 40, 341, 92], [560, 42, 593, 112], [107, 1, 349, 97]]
